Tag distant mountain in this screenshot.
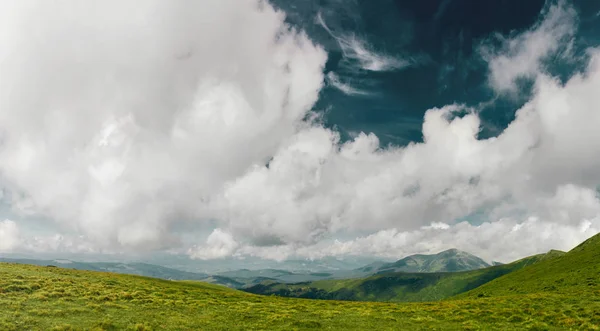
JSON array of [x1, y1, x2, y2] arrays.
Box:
[[212, 269, 327, 288], [201, 275, 247, 288], [146, 255, 387, 275], [2, 243, 595, 330], [0, 249, 491, 291], [0, 258, 208, 280], [211, 257, 392, 287], [218, 269, 294, 279], [0, 257, 378, 289], [214, 268, 363, 287], [353, 261, 389, 273], [244, 249, 564, 302], [368, 249, 490, 274]]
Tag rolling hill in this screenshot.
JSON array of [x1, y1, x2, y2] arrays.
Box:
[[2, 252, 600, 330], [0, 249, 493, 290], [457, 235, 600, 298], [206, 249, 494, 288], [0, 258, 209, 281], [1, 233, 598, 330], [245, 230, 600, 307], [243, 249, 565, 302]]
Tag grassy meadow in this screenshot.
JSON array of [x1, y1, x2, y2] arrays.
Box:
[[0, 262, 598, 330], [1, 234, 600, 330]]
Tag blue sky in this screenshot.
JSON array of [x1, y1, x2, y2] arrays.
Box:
[[277, 0, 600, 146]]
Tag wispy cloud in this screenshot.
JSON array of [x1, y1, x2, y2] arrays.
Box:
[[434, 0, 453, 21], [316, 11, 412, 72], [325, 72, 371, 96]]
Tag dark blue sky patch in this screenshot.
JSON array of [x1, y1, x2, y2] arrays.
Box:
[[271, 0, 597, 147]]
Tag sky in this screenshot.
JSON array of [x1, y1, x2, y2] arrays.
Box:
[[1, 0, 600, 264]]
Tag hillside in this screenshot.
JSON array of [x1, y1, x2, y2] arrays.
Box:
[[244, 250, 562, 302], [1, 261, 599, 330], [0, 258, 209, 281], [0, 258, 301, 289], [214, 268, 349, 287], [0, 250, 492, 291], [457, 234, 600, 299], [367, 249, 490, 274], [214, 249, 492, 287]]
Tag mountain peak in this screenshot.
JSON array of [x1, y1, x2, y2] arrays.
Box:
[[441, 248, 460, 254], [375, 249, 489, 274], [570, 232, 600, 253]]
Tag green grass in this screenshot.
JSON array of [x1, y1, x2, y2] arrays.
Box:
[[457, 235, 600, 299], [1, 234, 599, 330], [0, 262, 599, 330], [244, 250, 565, 302]]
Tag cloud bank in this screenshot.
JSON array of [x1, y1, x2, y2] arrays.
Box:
[[0, 220, 20, 252], [1, 0, 599, 263], [0, 0, 325, 250]]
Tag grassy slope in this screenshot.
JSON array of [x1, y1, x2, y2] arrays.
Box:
[[2, 262, 600, 330], [244, 250, 565, 302], [0, 258, 209, 281], [457, 234, 600, 299]]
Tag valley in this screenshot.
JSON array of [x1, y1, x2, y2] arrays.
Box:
[[1, 234, 599, 330]]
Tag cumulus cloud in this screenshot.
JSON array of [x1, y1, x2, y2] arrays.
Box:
[[188, 229, 239, 260], [1, 0, 599, 263], [208, 1, 600, 260], [21, 234, 101, 255], [231, 216, 599, 263], [308, 216, 599, 263], [0, 0, 326, 250], [0, 220, 21, 252]]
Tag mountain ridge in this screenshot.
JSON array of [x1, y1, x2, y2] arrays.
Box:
[[2, 248, 492, 289], [243, 249, 563, 302], [370, 248, 490, 274]]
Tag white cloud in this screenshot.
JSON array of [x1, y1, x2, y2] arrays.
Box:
[[0, 0, 326, 250], [22, 234, 100, 255], [188, 229, 239, 260], [0, 220, 21, 252], [297, 216, 600, 263], [316, 11, 411, 72], [423, 222, 451, 230], [482, 0, 577, 93], [203, 1, 600, 260], [0, 0, 599, 264], [325, 72, 370, 96], [337, 35, 411, 72], [206, 216, 599, 263]]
